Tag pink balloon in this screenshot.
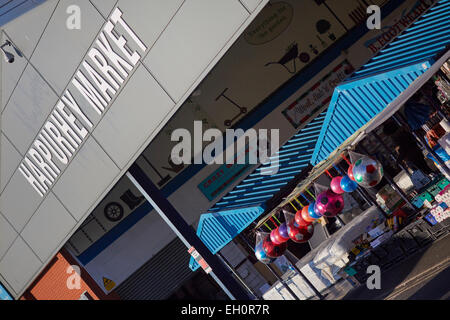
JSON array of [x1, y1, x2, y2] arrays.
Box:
[[315, 190, 344, 217], [330, 176, 344, 194]]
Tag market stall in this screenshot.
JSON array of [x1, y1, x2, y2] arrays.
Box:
[[247, 0, 450, 299]]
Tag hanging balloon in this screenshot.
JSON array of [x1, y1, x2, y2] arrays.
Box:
[[288, 221, 314, 243], [306, 201, 320, 219], [352, 156, 384, 188], [255, 241, 275, 264], [348, 164, 356, 181], [340, 175, 358, 192], [263, 236, 287, 258], [309, 201, 322, 219], [295, 209, 312, 227], [330, 176, 344, 194], [270, 227, 289, 244], [278, 222, 290, 240], [315, 189, 344, 217], [302, 205, 315, 223]]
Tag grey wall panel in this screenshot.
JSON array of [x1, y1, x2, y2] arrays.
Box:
[[1, 33, 28, 112], [240, 0, 263, 12], [0, 213, 17, 260], [0, 134, 21, 192], [30, 0, 105, 95], [92, 65, 175, 169], [89, 0, 117, 19], [20, 192, 76, 262], [144, 0, 249, 102], [0, 170, 44, 232], [2, 63, 58, 155], [114, 0, 184, 51], [52, 137, 120, 221], [0, 237, 42, 295], [2, 0, 58, 59]]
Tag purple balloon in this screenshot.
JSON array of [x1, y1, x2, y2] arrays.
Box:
[[330, 176, 344, 194], [279, 222, 289, 239], [315, 189, 344, 217]]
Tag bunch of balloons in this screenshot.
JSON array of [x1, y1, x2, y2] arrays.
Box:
[[330, 173, 358, 194]]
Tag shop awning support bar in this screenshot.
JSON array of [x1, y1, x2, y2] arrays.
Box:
[[126, 163, 251, 301]]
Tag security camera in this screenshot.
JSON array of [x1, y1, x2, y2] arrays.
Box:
[[1, 41, 15, 63]]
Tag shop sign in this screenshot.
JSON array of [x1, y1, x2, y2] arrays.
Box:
[[282, 60, 354, 129], [18, 7, 147, 197], [364, 0, 435, 54], [197, 140, 259, 201]]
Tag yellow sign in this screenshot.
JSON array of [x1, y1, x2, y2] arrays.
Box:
[[103, 277, 116, 291]]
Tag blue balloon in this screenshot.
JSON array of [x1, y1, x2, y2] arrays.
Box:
[[340, 175, 358, 192], [308, 201, 322, 219], [255, 241, 275, 264]]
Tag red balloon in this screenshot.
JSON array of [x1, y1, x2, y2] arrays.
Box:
[[301, 205, 316, 223], [288, 222, 314, 243], [270, 228, 288, 244], [295, 209, 312, 227], [348, 164, 356, 181], [263, 236, 287, 258]]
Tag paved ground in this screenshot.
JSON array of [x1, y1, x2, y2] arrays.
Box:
[[342, 233, 450, 300]]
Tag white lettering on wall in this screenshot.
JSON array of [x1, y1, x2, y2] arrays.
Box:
[[19, 7, 147, 196]]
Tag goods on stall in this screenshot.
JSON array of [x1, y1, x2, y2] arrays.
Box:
[[441, 60, 450, 80], [270, 226, 289, 244], [340, 175, 358, 192], [255, 241, 276, 264], [330, 176, 344, 194], [352, 156, 384, 188], [376, 184, 402, 212], [295, 209, 312, 227], [263, 235, 287, 258], [429, 184, 450, 223], [315, 189, 344, 217], [287, 221, 314, 243]]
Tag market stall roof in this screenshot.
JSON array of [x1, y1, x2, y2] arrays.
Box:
[[189, 206, 264, 271], [311, 0, 450, 166], [208, 112, 327, 212]]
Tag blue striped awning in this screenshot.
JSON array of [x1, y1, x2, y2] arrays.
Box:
[[311, 0, 450, 165], [209, 112, 326, 212], [189, 206, 265, 271]]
